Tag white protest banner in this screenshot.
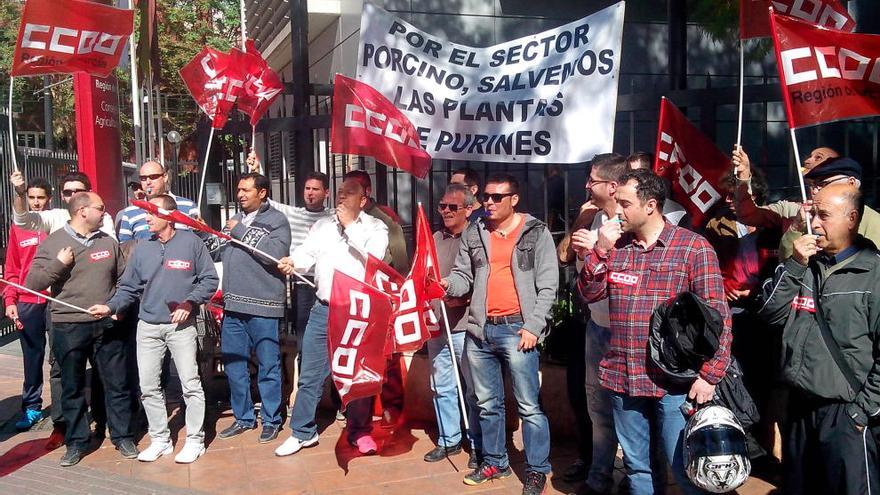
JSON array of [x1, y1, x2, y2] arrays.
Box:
[[356, 2, 625, 164]]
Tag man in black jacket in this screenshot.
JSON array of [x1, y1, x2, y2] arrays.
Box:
[[759, 183, 879, 495]]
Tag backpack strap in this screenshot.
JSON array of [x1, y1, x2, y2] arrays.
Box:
[[811, 264, 862, 394]]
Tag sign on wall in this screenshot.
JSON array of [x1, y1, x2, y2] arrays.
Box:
[[356, 2, 625, 164]]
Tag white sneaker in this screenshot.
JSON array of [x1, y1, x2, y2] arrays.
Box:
[[274, 433, 319, 457], [174, 442, 205, 464], [137, 441, 172, 462]]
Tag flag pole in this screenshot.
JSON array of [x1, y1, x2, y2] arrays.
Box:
[[128, 32, 144, 165], [196, 126, 215, 210], [788, 128, 813, 236], [239, 0, 248, 50], [226, 237, 316, 288], [735, 39, 745, 149], [0, 278, 90, 314], [437, 298, 473, 449], [7, 77, 19, 172]]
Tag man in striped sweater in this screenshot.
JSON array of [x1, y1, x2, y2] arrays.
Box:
[[117, 161, 199, 241], [265, 171, 333, 345]]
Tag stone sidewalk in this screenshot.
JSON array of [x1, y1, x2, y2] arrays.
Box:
[[0, 338, 779, 494]]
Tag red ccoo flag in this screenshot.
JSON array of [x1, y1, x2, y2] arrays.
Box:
[[236, 40, 284, 127], [328, 270, 394, 409], [653, 98, 728, 228], [11, 0, 134, 77], [770, 10, 880, 129], [179, 47, 244, 129], [739, 0, 854, 40], [331, 73, 432, 179]]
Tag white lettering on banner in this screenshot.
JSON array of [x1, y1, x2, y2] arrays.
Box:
[[781, 46, 880, 85], [791, 296, 816, 313], [19, 237, 39, 248], [344, 104, 422, 150], [21, 23, 123, 57], [200, 54, 218, 78], [332, 290, 372, 396], [657, 132, 722, 214], [609, 272, 638, 287], [394, 280, 423, 345], [355, 2, 625, 163], [772, 0, 851, 30]]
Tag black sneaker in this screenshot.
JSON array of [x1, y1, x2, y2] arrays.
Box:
[[522, 471, 547, 495], [463, 463, 512, 485], [218, 421, 256, 439], [60, 447, 83, 467], [467, 450, 483, 470], [259, 425, 280, 443], [423, 444, 462, 462], [115, 439, 139, 459]]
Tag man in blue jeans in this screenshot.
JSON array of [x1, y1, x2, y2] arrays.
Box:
[[205, 174, 291, 444], [423, 184, 481, 467], [275, 177, 389, 456], [442, 175, 558, 495], [575, 170, 732, 495]]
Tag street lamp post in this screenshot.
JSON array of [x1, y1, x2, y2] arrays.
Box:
[[166, 130, 182, 185]]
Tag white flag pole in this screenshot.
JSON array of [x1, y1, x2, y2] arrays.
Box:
[[7, 77, 19, 173], [196, 126, 215, 210], [0, 278, 91, 314], [735, 39, 745, 148], [788, 127, 813, 236], [239, 0, 248, 50]]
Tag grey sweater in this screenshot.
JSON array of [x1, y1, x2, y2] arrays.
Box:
[[205, 202, 291, 318], [446, 215, 559, 342], [26, 227, 124, 323], [107, 230, 219, 324]]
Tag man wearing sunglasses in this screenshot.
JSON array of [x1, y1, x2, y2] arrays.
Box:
[[733, 149, 880, 259], [10, 171, 116, 238], [117, 161, 199, 242], [422, 184, 482, 467], [441, 174, 558, 495], [25, 192, 136, 467]]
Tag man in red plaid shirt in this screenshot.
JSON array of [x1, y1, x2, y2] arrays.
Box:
[[574, 169, 732, 495]]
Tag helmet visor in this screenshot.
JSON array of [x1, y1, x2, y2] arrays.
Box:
[[688, 426, 748, 458]]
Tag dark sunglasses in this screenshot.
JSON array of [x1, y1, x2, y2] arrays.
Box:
[[62, 188, 88, 197], [437, 203, 467, 212], [483, 192, 515, 203], [139, 173, 164, 181]]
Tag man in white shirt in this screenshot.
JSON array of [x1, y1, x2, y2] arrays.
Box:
[[274, 178, 389, 457], [11, 171, 116, 238]]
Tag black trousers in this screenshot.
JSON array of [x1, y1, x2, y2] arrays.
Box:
[[52, 320, 133, 450], [18, 303, 48, 411], [784, 391, 880, 495]]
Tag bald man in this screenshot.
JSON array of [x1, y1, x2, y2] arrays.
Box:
[[117, 161, 199, 241], [759, 183, 880, 495]]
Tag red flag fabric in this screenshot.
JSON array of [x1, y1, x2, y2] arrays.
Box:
[[410, 204, 445, 300], [11, 0, 134, 77], [328, 270, 393, 409], [235, 40, 284, 127], [130, 199, 220, 237], [770, 11, 880, 129], [653, 98, 727, 228], [740, 0, 854, 40], [179, 47, 245, 129], [364, 254, 404, 296], [330, 74, 432, 179]]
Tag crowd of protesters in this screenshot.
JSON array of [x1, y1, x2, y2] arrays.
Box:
[[2, 146, 879, 495]]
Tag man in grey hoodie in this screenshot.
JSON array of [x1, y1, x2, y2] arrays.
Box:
[[89, 195, 218, 464], [441, 174, 558, 495]]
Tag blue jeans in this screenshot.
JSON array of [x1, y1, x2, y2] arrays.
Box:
[[585, 320, 616, 492], [466, 322, 550, 473], [611, 392, 702, 495], [427, 332, 481, 450], [289, 302, 371, 442], [221, 312, 282, 427], [18, 303, 48, 411]]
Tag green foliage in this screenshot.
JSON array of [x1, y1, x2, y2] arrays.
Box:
[[0, 0, 241, 154]]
